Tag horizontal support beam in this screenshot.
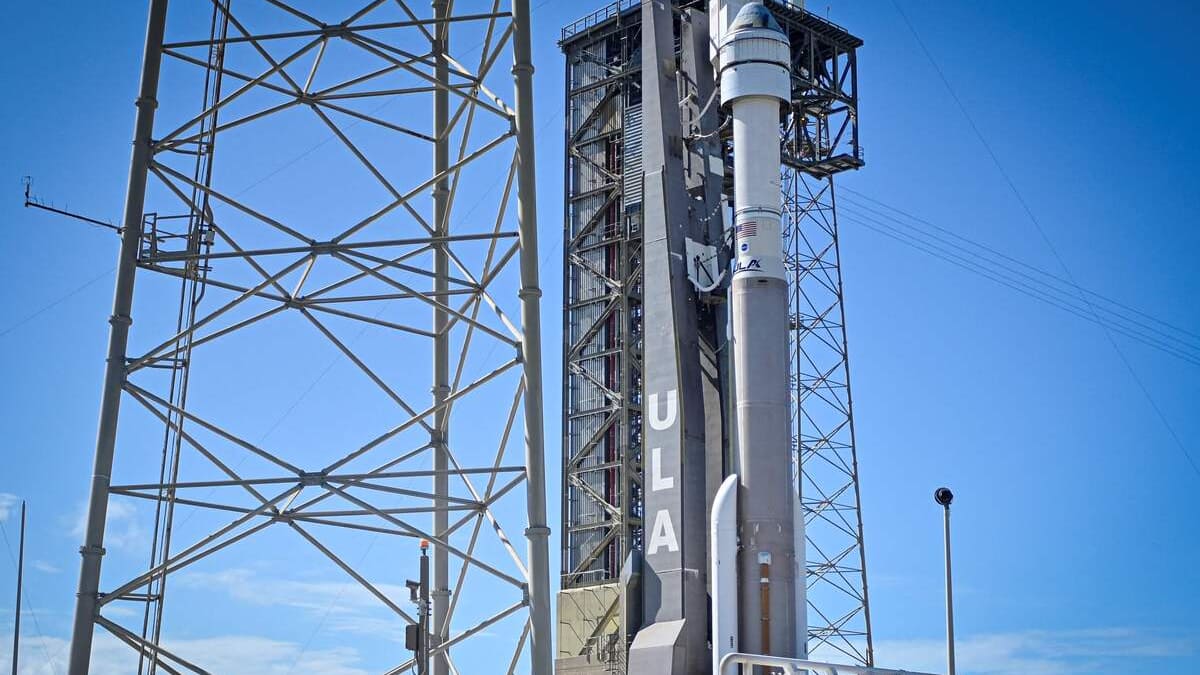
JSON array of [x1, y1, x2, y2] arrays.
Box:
[[163, 12, 512, 49]]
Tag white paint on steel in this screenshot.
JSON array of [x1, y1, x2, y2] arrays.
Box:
[[647, 509, 680, 555], [651, 447, 675, 491], [647, 389, 678, 430]]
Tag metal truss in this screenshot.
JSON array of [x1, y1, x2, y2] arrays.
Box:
[[770, 0, 863, 178], [556, 4, 642, 668], [67, 1, 551, 673], [559, 2, 643, 593], [783, 172, 872, 666], [774, 1, 873, 666]]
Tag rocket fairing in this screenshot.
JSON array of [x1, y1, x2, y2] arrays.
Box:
[[719, 1, 804, 662]]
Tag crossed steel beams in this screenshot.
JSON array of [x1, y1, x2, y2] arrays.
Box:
[[67, 1, 551, 673], [784, 171, 874, 666], [559, 12, 644, 594]]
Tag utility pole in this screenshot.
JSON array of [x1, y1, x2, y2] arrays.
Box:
[[934, 487, 956, 675], [11, 501, 25, 675]]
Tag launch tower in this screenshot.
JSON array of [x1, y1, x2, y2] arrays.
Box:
[[559, 1, 869, 672]]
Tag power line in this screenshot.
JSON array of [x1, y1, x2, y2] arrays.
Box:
[[837, 210, 1200, 368], [889, 0, 1199, 478], [835, 198, 1200, 364], [0, 268, 116, 341], [841, 187, 1200, 343]]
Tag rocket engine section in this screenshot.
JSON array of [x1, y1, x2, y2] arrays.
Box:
[[719, 1, 806, 664]]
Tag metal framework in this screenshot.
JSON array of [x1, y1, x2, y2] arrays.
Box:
[[67, 1, 551, 673], [772, 1, 873, 665], [556, 5, 643, 668], [560, 0, 643, 594], [556, 1, 872, 672]]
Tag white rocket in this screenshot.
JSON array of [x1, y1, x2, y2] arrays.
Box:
[[710, 2, 807, 671]]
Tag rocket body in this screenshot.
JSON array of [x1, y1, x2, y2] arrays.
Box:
[[718, 2, 803, 660]]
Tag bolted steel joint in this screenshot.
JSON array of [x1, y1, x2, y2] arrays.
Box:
[[79, 545, 106, 557]]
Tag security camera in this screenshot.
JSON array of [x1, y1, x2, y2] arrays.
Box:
[[934, 487, 954, 507]]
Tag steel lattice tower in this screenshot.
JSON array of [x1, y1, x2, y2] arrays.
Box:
[[784, 174, 873, 665], [778, 3, 873, 663], [67, 1, 552, 673]]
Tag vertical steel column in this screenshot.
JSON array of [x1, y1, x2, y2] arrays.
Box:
[[68, 2, 169, 672], [944, 506, 956, 675], [511, 1, 552, 672], [431, 2, 451, 674], [11, 501, 24, 675]]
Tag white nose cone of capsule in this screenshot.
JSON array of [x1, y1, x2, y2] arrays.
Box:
[[719, 3, 791, 282]]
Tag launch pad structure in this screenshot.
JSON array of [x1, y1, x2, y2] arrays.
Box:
[[67, 1, 551, 673], [558, 1, 870, 672], [65, 0, 884, 673]]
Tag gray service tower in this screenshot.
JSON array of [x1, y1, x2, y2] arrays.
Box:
[[559, 1, 871, 674]]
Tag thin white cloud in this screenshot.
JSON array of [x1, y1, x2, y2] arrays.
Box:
[[32, 560, 60, 574], [176, 568, 508, 640], [176, 567, 410, 614], [175, 567, 414, 638], [0, 631, 371, 675], [0, 493, 18, 522], [66, 499, 147, 554], [875, 627, 1195, 675]]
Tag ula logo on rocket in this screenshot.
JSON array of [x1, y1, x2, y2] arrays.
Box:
[[646, 389, 680, 556], [734, 258, 762, 273]]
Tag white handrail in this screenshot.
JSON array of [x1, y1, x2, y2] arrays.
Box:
[[718, 652, 940, 675]]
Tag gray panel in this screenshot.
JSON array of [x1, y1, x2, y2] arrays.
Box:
[[628, 2, 726, 675]]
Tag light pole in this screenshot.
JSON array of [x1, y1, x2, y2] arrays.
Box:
[[934, 487, 956, 675]]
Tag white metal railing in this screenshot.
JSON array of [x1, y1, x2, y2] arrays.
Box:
[[719, 653, 939, 675]]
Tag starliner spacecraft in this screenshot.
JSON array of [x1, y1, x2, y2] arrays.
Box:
[[555, 0, 922, 674]]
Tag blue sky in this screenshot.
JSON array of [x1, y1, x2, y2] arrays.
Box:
[[1, 1, 1198, 674]]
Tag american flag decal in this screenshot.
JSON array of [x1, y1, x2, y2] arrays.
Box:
[[735, 221, 758, 238]]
